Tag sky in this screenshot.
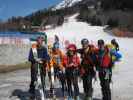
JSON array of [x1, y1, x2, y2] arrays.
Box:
[[0, 0, 62, 21]]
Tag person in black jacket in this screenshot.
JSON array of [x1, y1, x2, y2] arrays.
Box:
[[77, 39, 97, 100], [28, 36, 50, 94]]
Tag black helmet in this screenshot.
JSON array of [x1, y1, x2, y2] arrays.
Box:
[[53, 42, 60, 49], [111, 39, 116, 44], [37, 36, 44, 41], [98, 39, 104, 45], [81, 38, 89, 45]]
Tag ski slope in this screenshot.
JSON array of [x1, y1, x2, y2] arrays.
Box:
[[53, 0, 82, 10], [44, 14, 133, 99], [45, 14, 116, 47]]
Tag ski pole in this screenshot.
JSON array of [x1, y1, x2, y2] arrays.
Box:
[[111, 72, 114, 100], [38, 63, 46, 100]]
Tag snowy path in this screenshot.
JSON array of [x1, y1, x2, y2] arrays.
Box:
[[0, 64, 133, 100]]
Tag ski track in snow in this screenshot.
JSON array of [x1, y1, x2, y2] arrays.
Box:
[[0, 14, 133, 100]]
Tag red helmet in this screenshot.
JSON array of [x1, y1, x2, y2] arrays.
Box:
[[67, 44, 77, 51]]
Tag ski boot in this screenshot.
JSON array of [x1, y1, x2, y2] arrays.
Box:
[[67, 96, 74, 100], [74, 96, 80, 100], [84, 96, 92, 100], [63, 96, 67, 100], [52, 95, 57, 100], [29, 89, 35, 100]]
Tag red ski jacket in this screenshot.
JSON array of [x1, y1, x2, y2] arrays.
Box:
[[63, 55, 80, 68], [97, 46, 112, 68], [101, 53, 111, 68]]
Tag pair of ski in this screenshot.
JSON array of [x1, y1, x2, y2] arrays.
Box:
[[49, 67, 57, 100], [31, 44, 46, 100], [31, 44, 57, 100]]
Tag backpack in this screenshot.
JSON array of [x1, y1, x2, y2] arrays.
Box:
[[99, 46, 112, 68], [81, 45, 98, 67], [106, 44, 122, 63]]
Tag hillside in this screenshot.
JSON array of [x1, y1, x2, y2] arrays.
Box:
[[0, 0, 133, 35]]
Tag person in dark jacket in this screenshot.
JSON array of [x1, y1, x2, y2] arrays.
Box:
[[77, 39, 97, 100], [28, 36, 50, 94]]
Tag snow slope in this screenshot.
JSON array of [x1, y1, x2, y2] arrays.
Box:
[[44, 14, 133, 100], [53, 0, 82, 10]]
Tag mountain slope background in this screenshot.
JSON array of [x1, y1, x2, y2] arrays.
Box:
[[0, 0, 133, 35]]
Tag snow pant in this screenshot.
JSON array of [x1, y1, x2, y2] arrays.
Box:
[[99, 68, 112, 100], [29, 63, 46, 94], [58, 70, 66, 96], [65, 68, 79, 97], [82, 68, 95, 98], [82, 74, 93, 98], [48, 67, 59, 83], [54, 67, 60, 80], [49, 66, 66, 96]]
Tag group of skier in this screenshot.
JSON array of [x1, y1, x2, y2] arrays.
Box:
[[28, 35, 121, 100]]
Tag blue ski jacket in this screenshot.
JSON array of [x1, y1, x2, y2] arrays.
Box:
[[28, 46, 50, 64]]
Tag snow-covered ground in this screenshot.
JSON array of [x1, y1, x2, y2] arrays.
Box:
[[45, 14, 115, 47], [0, 44, 30, 65], [0, 14, 133, 100]]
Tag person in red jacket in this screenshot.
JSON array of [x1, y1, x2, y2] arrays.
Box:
[[63, 44, 80, 100]]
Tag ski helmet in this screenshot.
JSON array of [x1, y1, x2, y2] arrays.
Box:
[[81, 38, 89, 45], [53, 42, 60, 49], [98, 39, 104, 46], [111, 39, 116, 44], [67, 44, 77, 52], [37, 36, 44, 41], [37, 36, 44, 46]]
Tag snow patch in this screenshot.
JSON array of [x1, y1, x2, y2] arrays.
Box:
[[53, 0, 82, 10]]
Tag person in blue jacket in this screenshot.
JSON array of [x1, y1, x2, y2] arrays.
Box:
[[28, 36, 50, 94]]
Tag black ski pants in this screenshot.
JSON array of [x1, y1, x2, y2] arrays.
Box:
[[99, 68, 112, 100], [30, 63, 46, 93], [65, 68, 79, 97]]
